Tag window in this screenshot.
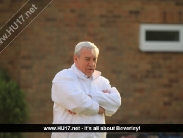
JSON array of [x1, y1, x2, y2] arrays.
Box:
[[139, 24, 183, 52]]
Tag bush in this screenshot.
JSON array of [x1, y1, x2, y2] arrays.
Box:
[[0, 69, 28, 138]]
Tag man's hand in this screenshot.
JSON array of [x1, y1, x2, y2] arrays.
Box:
[[98, 106, 105, 114], [102, 89, 110, 94], [68, 110, 76, 115], [68, 95, 105, 115], [97, 90, 110, 114], [88, 94, 92, 98], [67, 94, 93, 115]]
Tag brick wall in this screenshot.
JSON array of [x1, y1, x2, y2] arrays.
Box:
[[0, 0, 183, 138]]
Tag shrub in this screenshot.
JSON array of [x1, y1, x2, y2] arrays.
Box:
[[0, 69, 28, 138]]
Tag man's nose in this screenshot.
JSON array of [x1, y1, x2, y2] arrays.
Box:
[[89, 60, 95, 66]]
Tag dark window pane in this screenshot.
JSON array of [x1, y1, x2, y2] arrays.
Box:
[[146, 31, 179, 41]]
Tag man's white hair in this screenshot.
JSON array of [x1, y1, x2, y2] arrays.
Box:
[[74, 41, 99, 56]]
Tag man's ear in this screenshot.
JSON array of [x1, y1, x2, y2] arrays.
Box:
[[73, 54, 78, 63]]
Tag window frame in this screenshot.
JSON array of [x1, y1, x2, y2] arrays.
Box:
[[139, 24, 183, 52]]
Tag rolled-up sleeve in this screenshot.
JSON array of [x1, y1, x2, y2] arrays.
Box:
[[51, 73, 99, 116]]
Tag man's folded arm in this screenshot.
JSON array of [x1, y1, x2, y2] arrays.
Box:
[[91, 87, 121, 116], [52, 74, 101, 115]]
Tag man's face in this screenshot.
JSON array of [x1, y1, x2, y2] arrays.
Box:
[[74, 48, 98, 77]]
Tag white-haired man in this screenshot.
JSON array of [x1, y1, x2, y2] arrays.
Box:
[[51, 41, 121, 138]]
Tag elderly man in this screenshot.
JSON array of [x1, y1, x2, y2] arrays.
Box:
[[51, 41, 121, 138]]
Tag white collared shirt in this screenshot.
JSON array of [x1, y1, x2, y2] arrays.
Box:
[[51, 64, 121, 138]]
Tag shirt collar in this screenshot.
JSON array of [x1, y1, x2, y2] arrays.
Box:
[[71, 63, 101, 80]]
